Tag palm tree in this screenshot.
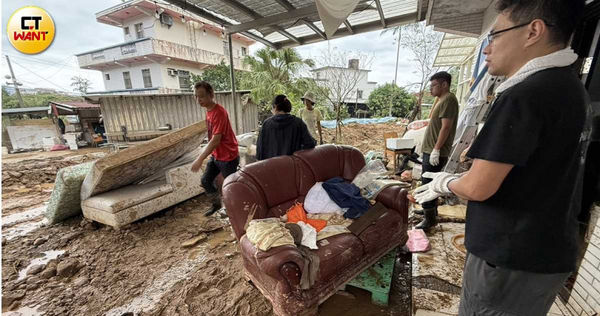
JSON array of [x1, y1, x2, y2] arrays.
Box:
[[243, 47, 315, 83], [242, 47, 316, 114]]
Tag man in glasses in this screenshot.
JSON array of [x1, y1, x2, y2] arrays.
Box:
[[413, 0, 588, 315]]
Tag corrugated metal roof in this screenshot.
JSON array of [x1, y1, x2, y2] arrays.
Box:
[[433, 33, 478, 67], [165, 0, 419, 48], [2, 107, 50, 115]]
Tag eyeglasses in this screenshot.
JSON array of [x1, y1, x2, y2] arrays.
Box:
[[487, 20, 554, 43]]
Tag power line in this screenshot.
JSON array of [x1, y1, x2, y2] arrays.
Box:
[[11, 60, 72, 93]]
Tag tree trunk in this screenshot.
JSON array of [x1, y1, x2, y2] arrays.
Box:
[[408, 92, 424, 122], [335, 102, 343, 143]]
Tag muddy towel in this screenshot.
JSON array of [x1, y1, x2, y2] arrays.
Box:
[[322, 177, 370, 219], [317, 225, 350, 241], [246, 218, 295, 251]]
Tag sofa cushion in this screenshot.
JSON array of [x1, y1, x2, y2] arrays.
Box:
[[82, 181, 173, 213], [241, 156, 298, 208], [312, 233, 364, 282]]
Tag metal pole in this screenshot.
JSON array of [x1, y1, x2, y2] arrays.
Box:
[[227, 34, 239, 134], [389, 28, 401, 117], [393, 28, 402, 85], [5, 55, 25, 108]]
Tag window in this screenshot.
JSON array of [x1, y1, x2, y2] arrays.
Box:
[[123, 71, 132, 89], [223, 41, 229, 56], [124, 26, 129, 35], [241, 47, 247, 56], [357, 90, 363, 99], [142, 69, 152, 88], [178, 70, 191, 90], [134, 23, 144, 39], [105, 73, 110, 80]]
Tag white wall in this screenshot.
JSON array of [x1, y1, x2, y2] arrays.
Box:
[[150, 18, 249, 57], [314, 68, 375, 104], [159, 61, 204, 90], [122, 15, 156, 42], [101, 63, 163, 91]]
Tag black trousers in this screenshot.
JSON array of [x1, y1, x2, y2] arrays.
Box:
[[201, 156, 240, 194], [421, 153, 448, 210]]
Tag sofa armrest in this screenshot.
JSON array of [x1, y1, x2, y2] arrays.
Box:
[[375, 186, 409, 221], [240, 236, 304, 292]]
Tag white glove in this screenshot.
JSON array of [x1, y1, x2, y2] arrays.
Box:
[[429, 149, 440, 166], [414, 172, 459, 204]]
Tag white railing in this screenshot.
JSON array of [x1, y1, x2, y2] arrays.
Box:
[[77, 38, 248, 70]]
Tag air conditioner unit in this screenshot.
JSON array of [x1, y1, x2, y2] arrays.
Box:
[[167, 68, 177, 76]]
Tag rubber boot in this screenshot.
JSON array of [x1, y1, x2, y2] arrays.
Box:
[[415, 208, 437, 230], [204, 193, 222, 216], [414, 208, 424, 215]]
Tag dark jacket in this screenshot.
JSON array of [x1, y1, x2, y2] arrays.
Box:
[[256, 114, 316, 160]]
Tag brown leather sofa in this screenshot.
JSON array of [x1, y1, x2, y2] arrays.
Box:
[[223, 145, 409, 315]]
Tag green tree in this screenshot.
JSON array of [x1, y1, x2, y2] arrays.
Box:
[[1, 88, 82, 109], [70, 76, 92, 94], [381, 22, 443, 121], [190, 62, 250, 92], [242, 47, 318, 117], [367, 84, 416, 118]]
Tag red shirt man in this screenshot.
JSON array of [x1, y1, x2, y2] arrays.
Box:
[[191, 81, 239, 216]]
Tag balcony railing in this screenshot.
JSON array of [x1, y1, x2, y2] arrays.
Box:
[[77, 38, 248, 70]]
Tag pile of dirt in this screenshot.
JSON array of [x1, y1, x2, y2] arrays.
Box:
[[2, 158, 78, 188], [322, 123, 406, 154], [2, 153, 104, 190]]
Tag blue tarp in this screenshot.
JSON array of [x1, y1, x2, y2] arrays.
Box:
[[320, 117, 397, 129]]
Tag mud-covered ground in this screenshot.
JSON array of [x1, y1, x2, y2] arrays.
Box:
[[2, 123, 425, 316]]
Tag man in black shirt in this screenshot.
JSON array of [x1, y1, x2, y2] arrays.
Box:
[[413, 0, 588, 315]]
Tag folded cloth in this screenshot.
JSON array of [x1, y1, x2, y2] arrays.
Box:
[[286, 203, 327, 232], [317, 225, 350, 241], [245, 218, 295, 251], [304, 182, 347, 214], [406, 228, 431, 253], [307, 213, 353, 227], [322, 177, 371, 219], [296, 221, 318, 249]]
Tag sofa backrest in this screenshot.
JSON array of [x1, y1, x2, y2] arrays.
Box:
[[223, 145, 365, 239]]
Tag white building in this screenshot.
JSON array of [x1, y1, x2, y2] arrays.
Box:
[[311, 59, 377, 115], [76, 0, 254, 94]]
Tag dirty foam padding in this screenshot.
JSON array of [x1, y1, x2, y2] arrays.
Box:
[[80, 121, 207, 200], [45, 162, 94, 224]]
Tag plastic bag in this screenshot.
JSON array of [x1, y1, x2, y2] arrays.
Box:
[[352, 159, 387, 189]]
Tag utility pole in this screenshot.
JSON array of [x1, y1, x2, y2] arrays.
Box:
[[5, 55, 25, 108]]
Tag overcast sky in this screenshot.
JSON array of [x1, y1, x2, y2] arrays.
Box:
[[2, 0, 423, 95]]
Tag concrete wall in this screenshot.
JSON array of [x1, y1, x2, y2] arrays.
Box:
[[6, 125, 59, 150], [122, 15, 157, 42], [102, 63, 163, 91], [158, 61, 204, 91]]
